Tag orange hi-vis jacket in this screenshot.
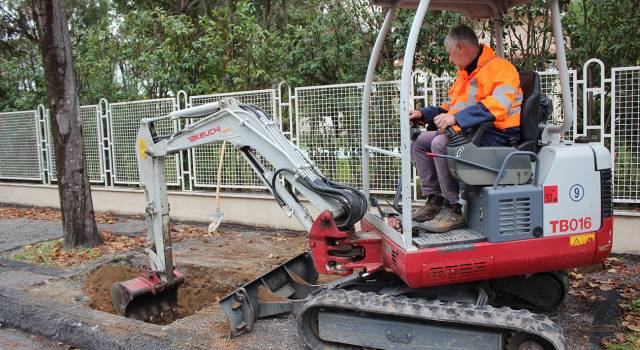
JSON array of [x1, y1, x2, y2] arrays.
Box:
[[442, 44, 523, 131]]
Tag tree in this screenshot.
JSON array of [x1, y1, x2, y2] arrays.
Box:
[[32, 0, 101, 248], [499, 0, 554, 71], [563, 0, 640, 68], [0, 0, 44, 110]]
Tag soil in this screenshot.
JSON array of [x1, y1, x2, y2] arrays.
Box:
[[82, 264, 142, 314], [175, 264, 258, 316], [81, 225, 313, 328], [82, 263, 261, 323]]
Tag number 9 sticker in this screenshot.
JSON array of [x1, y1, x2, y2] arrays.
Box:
[[569, 184, 584, 202]]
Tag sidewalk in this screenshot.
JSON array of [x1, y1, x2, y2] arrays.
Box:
[[0, 207, 309, 350]]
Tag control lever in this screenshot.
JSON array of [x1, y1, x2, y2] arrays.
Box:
[[369, 196, 387, 220], [445, 126, 467, 146], [410, 124, 422, 142]]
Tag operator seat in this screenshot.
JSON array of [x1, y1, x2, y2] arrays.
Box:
[[516, 71, 542, 152], [445, 71, 543, 186]]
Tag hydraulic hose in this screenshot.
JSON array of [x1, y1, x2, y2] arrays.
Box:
[[242, 103, 367, 231], [271, 168, 367, 231]]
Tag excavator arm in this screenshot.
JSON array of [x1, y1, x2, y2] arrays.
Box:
[[111, 97, 367, 320]]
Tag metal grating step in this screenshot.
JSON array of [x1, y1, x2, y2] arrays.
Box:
[[412, 227, 486, 248]]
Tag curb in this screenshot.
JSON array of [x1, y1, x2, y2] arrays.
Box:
[[0, 286, 208, 350]]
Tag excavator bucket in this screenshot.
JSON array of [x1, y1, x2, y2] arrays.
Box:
[[111, 269, 184, 322], [219, 252, 319, 337]]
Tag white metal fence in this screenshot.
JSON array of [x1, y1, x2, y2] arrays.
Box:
[[612, 67, 640, 203], [0, 59, 638, 204], [0, 110, 42, 181], [189, 89, 277, 190], [109, 98, 179, 186], [46, 105, 104, 183]]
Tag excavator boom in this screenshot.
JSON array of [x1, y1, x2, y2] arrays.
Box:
[[111, 98, 367, 321]]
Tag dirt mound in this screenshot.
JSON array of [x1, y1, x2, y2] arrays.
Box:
[[82, 264, 142, 313], [82, 263, 258, 324], [175, 264, 257, 317]]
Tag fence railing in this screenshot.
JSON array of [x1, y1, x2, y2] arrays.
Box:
[[0, 58, 638, 204]]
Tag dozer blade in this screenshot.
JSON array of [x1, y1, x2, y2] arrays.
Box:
[[111, 269, 184, 322], [219, 252, 319, 337]]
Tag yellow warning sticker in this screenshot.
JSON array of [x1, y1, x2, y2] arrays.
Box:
[[137, 138, 146, 160], [570, 232, 595, 247]]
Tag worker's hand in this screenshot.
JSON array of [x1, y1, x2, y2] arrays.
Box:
[[408, 110, 424, 125], [434, 113, 456, 132]]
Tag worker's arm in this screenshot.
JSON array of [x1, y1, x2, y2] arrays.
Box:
[[454, 68, 520, 129], [418, 106, 448, 123], [453, 103, 494, 128]]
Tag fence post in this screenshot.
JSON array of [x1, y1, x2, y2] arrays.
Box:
[[277, 81, 293, 140], [36, 104, 50, 184], [176, 90, 192, 191], [581, 58, 608, 142], [98, 98, 114, 187]]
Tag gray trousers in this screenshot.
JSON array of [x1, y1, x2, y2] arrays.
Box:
[[411, 131, 459, 205]]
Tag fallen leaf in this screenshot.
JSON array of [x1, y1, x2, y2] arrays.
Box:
[[626, 324, 640, 332]]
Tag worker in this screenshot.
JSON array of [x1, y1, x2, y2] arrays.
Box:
[[409, 24, 522, 232]]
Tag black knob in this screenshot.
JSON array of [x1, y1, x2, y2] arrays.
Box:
[[574, 135, 589, 144], [532, 226, 543, 238], [410, 125, 422, 142]]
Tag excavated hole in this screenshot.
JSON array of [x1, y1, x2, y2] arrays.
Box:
[[82, 263, 257, 324]]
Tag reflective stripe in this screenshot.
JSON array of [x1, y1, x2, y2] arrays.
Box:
[[491, 84, 516, 110], [508, 106, 521, 116], [513, 92, 523, 105], [493, 84, 516, 96], [449, 78, 478, 112], [468, 78, 478, 104]]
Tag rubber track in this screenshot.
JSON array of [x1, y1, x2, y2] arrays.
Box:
[[298, 289, 566, 350]]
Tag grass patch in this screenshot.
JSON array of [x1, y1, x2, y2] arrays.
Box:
[[12, 239, 102, 266], [10, 226, 214, 267]]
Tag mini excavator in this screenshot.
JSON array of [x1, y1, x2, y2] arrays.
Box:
[[112, 1, 613, 349]]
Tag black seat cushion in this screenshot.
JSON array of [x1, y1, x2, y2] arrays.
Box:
[[518, 71, 542, 144]]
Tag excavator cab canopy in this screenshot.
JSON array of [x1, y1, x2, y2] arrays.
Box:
[[361, 0, 573, 250], [371, 0, 531, 18]]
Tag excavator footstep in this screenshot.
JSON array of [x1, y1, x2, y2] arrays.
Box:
[[111, 269, 184, 323]]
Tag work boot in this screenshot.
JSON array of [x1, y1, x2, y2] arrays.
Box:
[[422, 203, 465, 233], [412, 195, 444, 222]]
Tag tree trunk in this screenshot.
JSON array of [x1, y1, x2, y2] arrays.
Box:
[[32, 0, 102, 248]]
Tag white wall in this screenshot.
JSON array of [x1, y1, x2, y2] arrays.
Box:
[[0, 183, 312, 231]]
